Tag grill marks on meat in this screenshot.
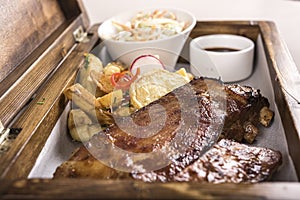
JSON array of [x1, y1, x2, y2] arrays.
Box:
[[173, 139, 282, 183], [80, 78, 224, 178], [101, 93, 183, 153], [54, 78, 277, 182], [98, 78, 270, 155], [54, 139, 282, 183], [100, 77, 222, 154]]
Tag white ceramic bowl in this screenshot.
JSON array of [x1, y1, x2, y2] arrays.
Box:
[[190, 34, 255, 82], [98, 8, 196, 70]]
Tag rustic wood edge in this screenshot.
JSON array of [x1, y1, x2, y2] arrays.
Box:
[[191, 20, 260, 42], [257, 21, 300, 178], [0, 20, 299, 198], [76, 0, 90, 28], [0, 0, 90, 128], [0, 18, 79, 127], [0, 0, 68, 94], [0, 19, 70, 98], [0, 24, 100, 179], [194, 20, 300, 179], [0, 179, 300, 200]]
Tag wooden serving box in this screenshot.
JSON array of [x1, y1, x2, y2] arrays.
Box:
[[1, 0, 300, 199]]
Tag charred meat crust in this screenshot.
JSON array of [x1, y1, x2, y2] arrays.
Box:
[[104, 77, 271, 153], [54, 78, 277, 182], [54, 139, 282, 183], [168, 139, 282, 183], [221, 84, 272, 143]]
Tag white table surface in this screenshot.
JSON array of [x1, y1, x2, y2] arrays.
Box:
[[82, 0, 300, 72]]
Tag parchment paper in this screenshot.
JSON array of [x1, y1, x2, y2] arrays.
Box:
[[29, 36, 298, 181]]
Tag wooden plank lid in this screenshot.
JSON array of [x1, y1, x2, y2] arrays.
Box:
[[0, 0, 89, 127]]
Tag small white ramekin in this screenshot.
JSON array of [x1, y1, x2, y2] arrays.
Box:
[[190, 34, 255, 82]]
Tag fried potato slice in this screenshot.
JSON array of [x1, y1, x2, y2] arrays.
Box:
[[175, 68, 194, 81], [90, 62, 126, 94], [79, 53, 104, 97], [90, 70, 116, 94], [96, 89, 123, 109], [129, 69, 189, 109], [64, 83, 113, 125], [68, 109, 103, 142]]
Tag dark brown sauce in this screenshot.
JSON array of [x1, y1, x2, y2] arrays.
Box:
[[204, 47, 240, 52]]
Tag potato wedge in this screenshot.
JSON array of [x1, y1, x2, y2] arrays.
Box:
[[64, 83, 102, 111], [79, 53, 104, 97], [68, 109, 103, 142], [90, 62, 126, 94], [97, 89, 123, 108], [90, 70, 115, 94], [64, 83, 114, 125], [175, 68, 193, 81]]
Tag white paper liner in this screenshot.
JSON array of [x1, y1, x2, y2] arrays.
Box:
[[29, 35, 298, 181]]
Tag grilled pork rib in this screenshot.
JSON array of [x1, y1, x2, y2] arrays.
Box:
[[54, 78, 276, 182]]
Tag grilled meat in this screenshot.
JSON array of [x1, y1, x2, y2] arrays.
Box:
[[138, 139, 282, 183], [94, 78, 271, 153], [54, 146, 129, 179], [221, 84, 273, 143], [54, 139, 281, 183], [54, 77, 275, 182]]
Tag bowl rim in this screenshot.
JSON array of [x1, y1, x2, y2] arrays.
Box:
[[97, 7, 197, 44], [190, 34, 255, 55]]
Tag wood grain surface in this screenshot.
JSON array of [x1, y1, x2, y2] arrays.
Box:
[[0, 0, 65, 84], [0, 179, 299, 200], [190, 21, 260, 42], [0, 24, 99, 180], [0, 2, 300, 197], [258, 21, 300, 179], [0, 0, 86, 127]]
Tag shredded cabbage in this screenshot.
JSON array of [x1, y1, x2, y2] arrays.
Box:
[[111, 10, 187, 41]]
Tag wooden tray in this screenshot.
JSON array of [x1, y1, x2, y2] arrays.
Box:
[[0, 1, 300, 199]]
